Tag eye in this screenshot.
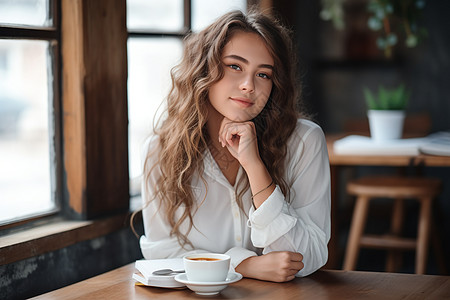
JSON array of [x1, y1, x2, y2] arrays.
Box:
[[257, 72, 271, 79], [228, 64, 241, 71]]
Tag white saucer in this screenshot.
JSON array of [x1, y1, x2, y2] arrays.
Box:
[[174, 272, 242, 295]]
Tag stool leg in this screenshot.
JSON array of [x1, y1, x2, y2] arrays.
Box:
[[430, 218, 448, 275], [416, 197, 432, 274], [386, 198, 404, 272], [343, 196, 370, 271]]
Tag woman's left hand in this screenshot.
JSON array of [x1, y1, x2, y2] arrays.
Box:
[[235, 251, 304, 282], [218, 117, 260, 169]]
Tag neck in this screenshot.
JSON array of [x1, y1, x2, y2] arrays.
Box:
[[205, 103, 239, 185]]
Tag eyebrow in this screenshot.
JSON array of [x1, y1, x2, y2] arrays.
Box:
[[223, 54, 274, 70]]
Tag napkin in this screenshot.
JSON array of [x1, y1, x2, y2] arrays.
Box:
[[133, 258, 185, 288]]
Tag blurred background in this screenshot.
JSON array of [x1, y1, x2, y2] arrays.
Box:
[[279, 0, 450, 275]]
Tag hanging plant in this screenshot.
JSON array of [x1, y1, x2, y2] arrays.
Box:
[[367, 0, 427, 58], [320, 0, 346, 30], [320, 0, 427, 58]]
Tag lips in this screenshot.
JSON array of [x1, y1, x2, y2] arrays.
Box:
[[230, 97, 254, 108]]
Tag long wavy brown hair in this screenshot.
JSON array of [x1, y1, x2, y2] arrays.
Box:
[[134, 9, 303, 247]]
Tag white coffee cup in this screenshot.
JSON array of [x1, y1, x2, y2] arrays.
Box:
[[183, 253, 231, 282]]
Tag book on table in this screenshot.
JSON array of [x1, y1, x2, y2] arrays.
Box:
[[419, 131, 450, 156], [133, 258, 185, 288]]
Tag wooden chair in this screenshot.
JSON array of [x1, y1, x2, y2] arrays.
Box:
[[343, 176, 441, 274]]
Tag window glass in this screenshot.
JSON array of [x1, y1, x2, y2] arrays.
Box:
[[192, 0, 246, 31], [127, 0, 183, 32], [127, 38, 182, 195], [0, 0, 52, 27], [0, 39, 54, 224]]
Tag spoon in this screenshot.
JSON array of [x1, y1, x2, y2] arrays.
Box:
[[152, 268, 185, 276]]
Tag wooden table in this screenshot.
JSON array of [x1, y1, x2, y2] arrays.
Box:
[[31, 263, 450, 299], [325, 134, 450, 269], [327, 134, 450, 168]]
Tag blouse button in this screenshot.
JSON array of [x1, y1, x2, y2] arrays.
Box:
[[236, 236, 241, 242]]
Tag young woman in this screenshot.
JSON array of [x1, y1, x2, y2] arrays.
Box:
[[137, 9, 331, 282]]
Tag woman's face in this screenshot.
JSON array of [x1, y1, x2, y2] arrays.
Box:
[[208, 31, 274, 123]]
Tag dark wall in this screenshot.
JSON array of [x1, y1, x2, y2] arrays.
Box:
[[286, 1, 450, 133], [0, 226, 143, 300], [402, 0, 450, 133]]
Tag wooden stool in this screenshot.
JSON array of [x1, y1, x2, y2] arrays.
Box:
[[343, 176, 441, 274]]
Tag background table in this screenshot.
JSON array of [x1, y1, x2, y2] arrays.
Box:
[[32, 263, 450, 299], [325, 134, 450, 269], [327, 134, 450, 167]]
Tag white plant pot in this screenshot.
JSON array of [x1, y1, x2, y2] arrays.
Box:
[[367, 110, 406, 141]]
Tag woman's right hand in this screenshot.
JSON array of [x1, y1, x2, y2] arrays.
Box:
[[235, 251, 304, 282]]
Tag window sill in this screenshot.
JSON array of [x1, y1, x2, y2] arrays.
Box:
[[0, 213, 129, 266]]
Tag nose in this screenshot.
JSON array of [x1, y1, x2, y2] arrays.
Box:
[[239, 75, 254, 93]]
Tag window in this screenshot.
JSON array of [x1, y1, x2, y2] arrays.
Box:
[[1, 1, 130, 265], [0, 0, 60, 226], [127, 0, 247, 199]]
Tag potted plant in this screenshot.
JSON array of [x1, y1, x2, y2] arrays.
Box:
[[364, 84, 410, 141]]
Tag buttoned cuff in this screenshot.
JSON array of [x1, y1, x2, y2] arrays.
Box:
[[248, 185, 297, 247], [225, 247, 258, 270]]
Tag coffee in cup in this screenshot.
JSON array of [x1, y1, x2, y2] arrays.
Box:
[[183, 253, 230, 282]]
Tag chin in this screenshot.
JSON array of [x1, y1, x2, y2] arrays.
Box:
[[227, 114, 253, 123], [226, 110, 260, 122]]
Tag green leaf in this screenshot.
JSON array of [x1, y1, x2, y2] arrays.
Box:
[[363, 84, 409, 110], [363, 87, 377, 109], [379, 86, 389, 109]]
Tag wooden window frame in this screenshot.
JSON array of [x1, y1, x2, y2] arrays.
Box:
[[0, 0, 129, 265], [0, 1, 62, 229]]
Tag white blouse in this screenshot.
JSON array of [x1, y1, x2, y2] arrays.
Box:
[[140, 119, 331, 277]]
